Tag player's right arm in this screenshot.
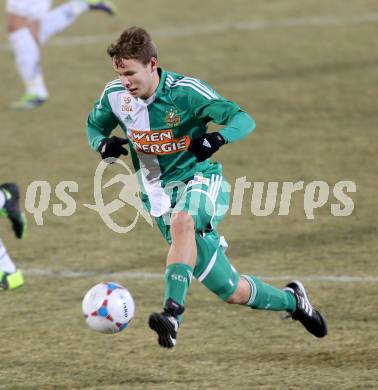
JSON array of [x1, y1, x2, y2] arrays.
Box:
[[86, 93, 119, 152]]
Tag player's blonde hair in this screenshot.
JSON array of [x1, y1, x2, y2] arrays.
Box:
[[107, 26, 158, 66]]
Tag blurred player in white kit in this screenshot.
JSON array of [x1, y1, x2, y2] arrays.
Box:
[[6, 0, 116, 110]]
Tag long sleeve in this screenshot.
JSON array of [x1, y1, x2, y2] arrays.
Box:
[[184, 79, 255, 144], [86, 97, 119, 152], [219, 110, 255, 143]]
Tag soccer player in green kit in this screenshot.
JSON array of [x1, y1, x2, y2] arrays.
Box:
[[86, 26, 327, 348]]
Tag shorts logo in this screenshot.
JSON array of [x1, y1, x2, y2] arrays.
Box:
[[128, 129, 190, 155], [165, 108, 181, 127], [187, 176, 210, 187]]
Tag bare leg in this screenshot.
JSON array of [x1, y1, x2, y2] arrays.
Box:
[[166, 212, 196, 268], [7, 13, 47, 108]]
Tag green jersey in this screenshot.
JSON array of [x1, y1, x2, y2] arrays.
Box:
[[87, 68, 255, 216]]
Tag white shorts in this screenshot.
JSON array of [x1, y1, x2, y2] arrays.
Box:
[[6, 0, 53, 20]]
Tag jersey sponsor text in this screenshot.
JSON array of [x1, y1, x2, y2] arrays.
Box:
[[128, 129, 190, 155]]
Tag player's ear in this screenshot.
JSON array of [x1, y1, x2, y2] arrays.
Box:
[[150, 57, 158, 72]]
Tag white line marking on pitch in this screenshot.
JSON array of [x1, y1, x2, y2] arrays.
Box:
[[1, 13, 378, 51], [22, 268, 378, 283]]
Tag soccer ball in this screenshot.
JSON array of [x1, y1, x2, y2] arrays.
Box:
[[82, 282, 135, 333]]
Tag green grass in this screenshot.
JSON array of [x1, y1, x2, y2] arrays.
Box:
[[0, 1, 377, 388]]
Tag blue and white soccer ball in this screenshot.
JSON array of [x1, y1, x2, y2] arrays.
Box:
[[82, 282, 135, 333]]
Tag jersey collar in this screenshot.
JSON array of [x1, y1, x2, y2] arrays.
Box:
[[140, 68, 167, 105], [154, 67, 167, 98]]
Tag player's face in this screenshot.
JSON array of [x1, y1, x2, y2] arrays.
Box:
[[113, 57, 158, 99]]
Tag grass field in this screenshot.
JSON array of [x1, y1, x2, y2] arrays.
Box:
[[1, 0, 377, 388]]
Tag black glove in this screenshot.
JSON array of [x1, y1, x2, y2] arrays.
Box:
[[98, 136, 128, 160], [188, 132, 225, 162]]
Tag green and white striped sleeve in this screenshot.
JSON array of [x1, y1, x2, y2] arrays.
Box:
[[86, 87, 119, 152]]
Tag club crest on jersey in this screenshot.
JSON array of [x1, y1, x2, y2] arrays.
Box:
[[165, 108, 180, 127]]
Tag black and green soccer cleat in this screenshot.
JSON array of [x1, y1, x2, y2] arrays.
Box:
[[0, 183, 27, 239], [85, 0, 117, 15], [284, 280, 328, 338], [148, 298, 184, 348], [0, 270, 24, 290], [10, 93, 47, 110]]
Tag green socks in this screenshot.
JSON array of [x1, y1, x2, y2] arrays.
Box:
[[243, 275, 296, 312], [163, 265, 296, 319], [164, 263, 193, 316]]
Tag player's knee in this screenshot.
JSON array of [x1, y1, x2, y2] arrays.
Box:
[[225, 277, 251, 304], [171, 212, 195, 236], [7, 14, 27, 33], [7, 21, 19, 33], [226, 290, 243, 304]]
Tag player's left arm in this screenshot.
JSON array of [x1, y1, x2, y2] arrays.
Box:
[[187, 81, 255, 161], [218, 108, 255, 143]]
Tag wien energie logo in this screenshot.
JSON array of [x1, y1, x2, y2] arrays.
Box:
[[128, 129, 190, 155]]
